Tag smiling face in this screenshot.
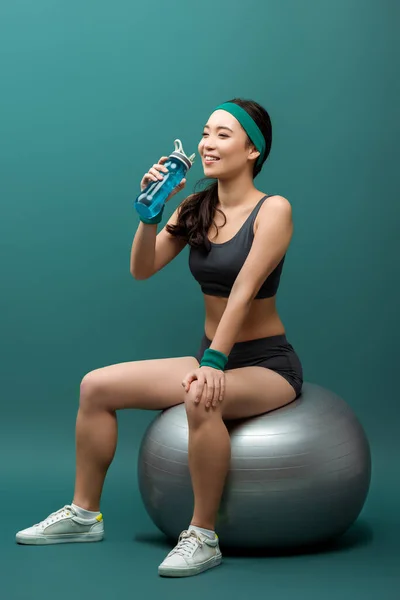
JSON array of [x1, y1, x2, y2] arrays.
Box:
[[198, 109, 260, 178]]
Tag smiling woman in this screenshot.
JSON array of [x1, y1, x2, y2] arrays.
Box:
[[16, 97, 303, 580]]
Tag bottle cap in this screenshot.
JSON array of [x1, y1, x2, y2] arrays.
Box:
[[169, 139, 196, 170]]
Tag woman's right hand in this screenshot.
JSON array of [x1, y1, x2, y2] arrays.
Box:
[[140, 156, 186, 202]]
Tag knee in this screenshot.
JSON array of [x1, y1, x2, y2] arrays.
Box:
[[79, 370, 108, 412], [184, 382, 218, 429]]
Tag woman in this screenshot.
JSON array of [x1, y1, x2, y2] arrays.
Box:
[[16, 98, 303, 578]]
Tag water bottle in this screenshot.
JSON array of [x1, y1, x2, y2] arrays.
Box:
[[135, 139, 195, 220]]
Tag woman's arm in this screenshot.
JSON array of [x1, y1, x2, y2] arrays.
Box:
[[209, 195, 293, 356]]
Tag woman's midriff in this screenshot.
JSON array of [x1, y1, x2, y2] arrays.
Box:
[[203, 293, 285, 342]]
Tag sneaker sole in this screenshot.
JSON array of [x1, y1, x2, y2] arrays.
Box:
[[158, 554, 222, 578], [16, 532, 104, 545]]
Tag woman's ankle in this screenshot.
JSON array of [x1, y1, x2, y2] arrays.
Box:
[[72, 498, 100, 512]]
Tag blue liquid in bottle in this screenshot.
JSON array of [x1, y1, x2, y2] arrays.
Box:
[[135, 139, 195, 220]]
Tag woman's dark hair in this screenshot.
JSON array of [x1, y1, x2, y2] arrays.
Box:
[[165, 98, 272, 252]]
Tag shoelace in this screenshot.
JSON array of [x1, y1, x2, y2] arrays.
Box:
[[168, 530, 204, 558], [36, 505, 76, 529]]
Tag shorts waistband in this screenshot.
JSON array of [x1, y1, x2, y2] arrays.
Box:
[[202, 333, 289, 355]]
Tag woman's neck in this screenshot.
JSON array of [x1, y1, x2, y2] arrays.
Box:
[[216, 172, 261, 210]]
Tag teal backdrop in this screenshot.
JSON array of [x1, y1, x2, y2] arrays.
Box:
[[1, 1, 398, 598]]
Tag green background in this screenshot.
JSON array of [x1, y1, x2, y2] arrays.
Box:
[[1, 0, 398, 598]]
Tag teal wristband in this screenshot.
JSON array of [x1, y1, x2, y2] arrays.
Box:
[[200, 348, 229, 371], [139, 205, 165, 224]]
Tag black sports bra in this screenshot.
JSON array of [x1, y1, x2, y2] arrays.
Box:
[[188, 195, 285, 299]]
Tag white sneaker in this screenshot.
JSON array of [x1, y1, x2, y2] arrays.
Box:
[[158, 529, 222, 578], [16, 505, 104, 545]]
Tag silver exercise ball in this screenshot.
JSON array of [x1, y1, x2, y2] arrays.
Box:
[[138, 382, 371, 549]]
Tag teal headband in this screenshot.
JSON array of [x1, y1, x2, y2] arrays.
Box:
[[214, 102, 266, 167]]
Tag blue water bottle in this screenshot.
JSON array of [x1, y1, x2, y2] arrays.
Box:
[[135, 139, 195, 221]]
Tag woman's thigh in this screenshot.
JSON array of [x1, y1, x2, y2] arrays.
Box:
[[185, 365, 297, 422], [80, 356, 199, 411], [220, 365, 297, 420]]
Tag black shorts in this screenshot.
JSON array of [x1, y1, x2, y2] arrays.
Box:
[[195, 333, 303, 398]]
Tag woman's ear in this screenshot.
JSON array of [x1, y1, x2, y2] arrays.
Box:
[[248, 145, 260, 162]]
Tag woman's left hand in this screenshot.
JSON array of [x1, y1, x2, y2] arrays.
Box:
[[182, 366, 225, 409]]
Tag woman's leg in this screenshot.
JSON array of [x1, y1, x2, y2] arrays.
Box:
[[184, 366, 297, 531], [16, 356, 199, 545], [185, 393, 231, 531], [72, 356, 198, 511]]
